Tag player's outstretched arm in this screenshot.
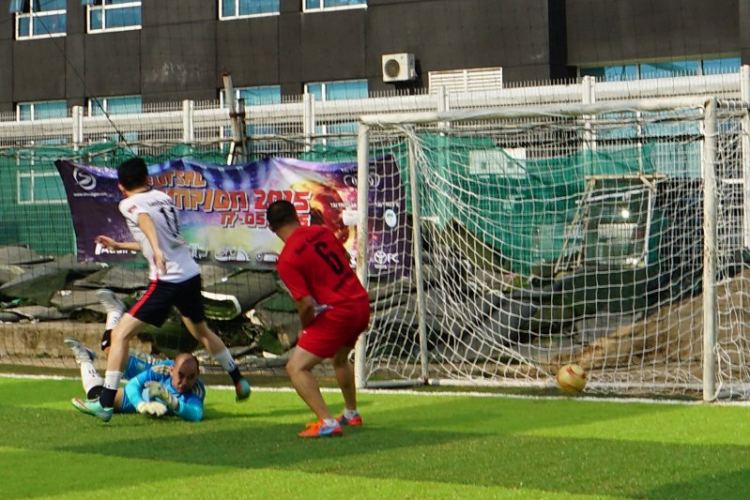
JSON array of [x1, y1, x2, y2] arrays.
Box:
[[95, 235, 141, 251]]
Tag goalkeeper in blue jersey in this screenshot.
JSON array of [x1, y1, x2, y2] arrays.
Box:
[[66, 337, 205, 422], [67, 288, 206, 420]]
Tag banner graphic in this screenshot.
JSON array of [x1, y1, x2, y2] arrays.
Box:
[[54, 157, 409, 277]]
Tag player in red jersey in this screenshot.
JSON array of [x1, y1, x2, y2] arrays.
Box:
[[267, 200, 370, 437]]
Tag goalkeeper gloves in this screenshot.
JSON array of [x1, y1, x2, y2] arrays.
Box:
[[137, 401, 168, 417], [145, 381, 179, 410]]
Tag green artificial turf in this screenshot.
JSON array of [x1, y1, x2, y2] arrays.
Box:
[[1, 376, 749, 499]]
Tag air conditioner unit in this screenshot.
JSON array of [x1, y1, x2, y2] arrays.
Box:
[[382, 53, 417, 83]]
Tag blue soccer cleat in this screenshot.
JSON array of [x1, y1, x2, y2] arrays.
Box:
[[235, 377, 251, 402], [72, 397, 113, 422]]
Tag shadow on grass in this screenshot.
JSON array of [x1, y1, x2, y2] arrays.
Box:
[[643, 467, 750, 500], [34, 417, 750, 500], [3, 379, 749, 499]]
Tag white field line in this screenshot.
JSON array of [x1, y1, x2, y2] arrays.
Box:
[[3, 372, 750, 407]]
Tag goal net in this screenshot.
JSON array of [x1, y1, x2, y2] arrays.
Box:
[[355, 97, 750, 399]]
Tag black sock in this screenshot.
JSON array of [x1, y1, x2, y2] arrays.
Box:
[[100, 387, 117, 409], [100, 329, 112, 352], [228, 367, 242, 385], [87, 385, 104, 400]]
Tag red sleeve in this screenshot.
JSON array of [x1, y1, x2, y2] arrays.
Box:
[[277, 260, 310, 302]]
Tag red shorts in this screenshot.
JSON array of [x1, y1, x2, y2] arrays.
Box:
[[297, 298, 370, 359]]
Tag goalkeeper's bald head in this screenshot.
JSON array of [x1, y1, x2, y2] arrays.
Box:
[[171, 353, 200, 393]]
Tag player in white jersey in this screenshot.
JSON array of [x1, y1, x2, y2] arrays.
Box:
[[119, 187, 200, 283], [73, 157, 251, 422]]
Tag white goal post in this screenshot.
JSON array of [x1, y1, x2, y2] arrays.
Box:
[[353, 96, 750, 400]]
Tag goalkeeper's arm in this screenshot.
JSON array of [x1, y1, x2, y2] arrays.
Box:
[[124, 371, 168, 416], [173, 393, 203, 422], [145, 381, 203, 422], [124, 369, 152, 408]]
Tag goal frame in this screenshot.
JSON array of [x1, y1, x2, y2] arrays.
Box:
[[353, 96, 728, 401]]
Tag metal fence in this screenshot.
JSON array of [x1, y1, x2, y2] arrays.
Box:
[[0, 71, 745, 157]]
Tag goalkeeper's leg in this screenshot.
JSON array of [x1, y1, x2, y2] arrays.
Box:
[[72, 388, 124, 422], [64, 337, 104, 399], [96, 315, 148, 414]]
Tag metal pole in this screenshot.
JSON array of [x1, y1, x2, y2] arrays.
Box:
[[437, 85, 449, 129], [222, 73, 242, 164], [182, 99, 195, 144], [354, 122, 370, 389], [741, 65, 750, 248], [303, 93, 315, 152], [582, 75, 596, 152], [236, 98, 247, 163], [407, 126, 430, 383], [702, 97, 718, 402], [72, 105, 83, 151]]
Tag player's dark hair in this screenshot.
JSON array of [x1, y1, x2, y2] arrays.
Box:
[[117, 157, 149, 190], [267, 200, 300, 231]]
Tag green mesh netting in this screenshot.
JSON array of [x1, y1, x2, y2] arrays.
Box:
[[1, 138, 655, 277]]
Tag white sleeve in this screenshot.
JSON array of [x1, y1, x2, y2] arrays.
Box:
[[119, 199, 147, 224]]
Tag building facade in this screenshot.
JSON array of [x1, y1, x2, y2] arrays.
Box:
[[0, 0, 747, 114]]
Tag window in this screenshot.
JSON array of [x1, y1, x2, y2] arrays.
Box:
[[86, 0, 141, 33], [17, 100, 67, 121], [219, 0, 279, 19], [581, 57, 741, 81], [220, 85, 282, 107], [88, 95, 142, 116], [16, 170, 67, 205], [304, 0, 366, 11], [87, 96, 140, 152], [219, 86, 282, 153], [640, 61, 700, 79], [702, 57, 741, 75], [321, 121, 358, 147], [304, 79, 367, 146], [580, 65, 638, 82], [304, 79, 368, 101], [12, 0, 66, 40]]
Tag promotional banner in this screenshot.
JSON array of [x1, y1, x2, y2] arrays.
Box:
[[54, 157, 410, 277]]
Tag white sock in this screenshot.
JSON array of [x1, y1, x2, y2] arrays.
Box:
[[323, 418, 338, 427], [103, 370, 123, 391], [80, 360, 103, 396], [213, 348, 237, 373], [105, 311, 122, 331], [344, 409, 358, 419]]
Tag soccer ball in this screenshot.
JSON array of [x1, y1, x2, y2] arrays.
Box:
[[556, 364, 587, 395]]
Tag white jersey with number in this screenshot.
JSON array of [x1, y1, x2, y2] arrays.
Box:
[[118, 189, 200, 283]]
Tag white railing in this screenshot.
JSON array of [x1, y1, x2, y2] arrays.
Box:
[[0, 71, 746, 150]]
